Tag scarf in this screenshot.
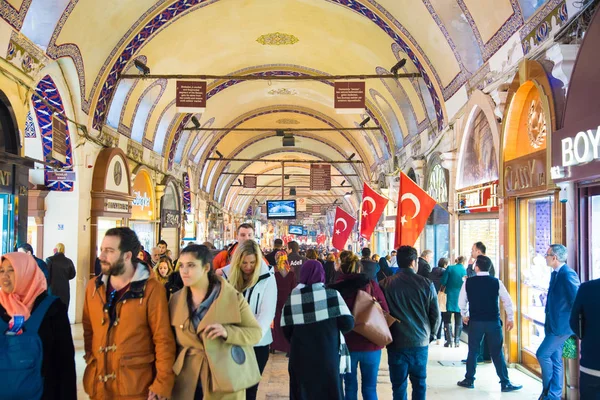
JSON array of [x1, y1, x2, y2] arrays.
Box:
[[275, 250, 290, 273], [281, 282, 352, 374], [0, 252, 48, 320], [299, 259, 325, 285]]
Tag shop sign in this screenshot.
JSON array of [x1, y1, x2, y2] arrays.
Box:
[[551, 126, 600, 180], [311, 204, 321, 214], [176, 81, 206, 113], [162, 209, 181, 228], [0, 169, 11, 188], [456, 182, 498, 212], [504, 150, 547, 196], [105, 199, 130, 213], [310, 164, 331, 190], [46, 171, 76, 182], [334, 82, 365, 114], [132, 191, 151, 210], [243, 176, 257, 188], [51, 116, 68, 164]]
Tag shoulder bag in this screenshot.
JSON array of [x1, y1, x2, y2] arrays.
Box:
[[203, 335, 261, 393], [438, 285, 447, 313], [352, 282, 395, 347]]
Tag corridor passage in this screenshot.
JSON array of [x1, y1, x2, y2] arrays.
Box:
[[73, 324, 542, 399]]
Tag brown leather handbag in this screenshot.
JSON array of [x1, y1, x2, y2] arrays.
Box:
[[352, 283, 395, 347]]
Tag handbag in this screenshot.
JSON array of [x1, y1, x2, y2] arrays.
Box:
[[438, 286, 447, 313], [352, 283, 394, 347], [203, 335, 261, 393]]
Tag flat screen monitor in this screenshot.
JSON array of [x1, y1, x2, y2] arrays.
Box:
[[289, 225, 303, 235], [302, 228, 308, 236], [267, 200, 297, 219]]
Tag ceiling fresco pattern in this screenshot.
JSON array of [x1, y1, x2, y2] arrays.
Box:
[[0, 0, 572, 212]]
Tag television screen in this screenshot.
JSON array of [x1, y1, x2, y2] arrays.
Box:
[[289, 225, 303, 235], [302, 228, 308, 236], [267, 200, 297, 219]]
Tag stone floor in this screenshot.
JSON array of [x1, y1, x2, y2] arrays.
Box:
[[73, 325, 543, 399]]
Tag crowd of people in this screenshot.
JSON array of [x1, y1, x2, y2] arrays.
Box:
[[0, 222, 598, 400]]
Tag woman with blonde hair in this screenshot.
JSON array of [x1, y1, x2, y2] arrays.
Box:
[[220, 240, 277, 400], [154, 256, 173, 286]]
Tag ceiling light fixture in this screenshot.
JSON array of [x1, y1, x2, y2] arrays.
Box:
[[237, 179, 242, 186], [390, 59, 407, 76], [215, 150, 223, 158], [289, 187, 297, 196], [284, 174, 290, 179], [191, 116, 201, 129], [347, 153, 356, 160], [341, 180, 346, 186], [344, 191, 353, 199], [134, 60, 150, 75], [282, 132, 295, 147], [359, 117, 370, 127], [275, 129, 285, 136]]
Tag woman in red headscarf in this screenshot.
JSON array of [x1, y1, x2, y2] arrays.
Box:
[[0, 252, 76, 400], [270, 250, 296, 354]]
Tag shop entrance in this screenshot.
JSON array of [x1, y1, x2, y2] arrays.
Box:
[[516, 195, 554, 374], [0, 193, 14, 253]]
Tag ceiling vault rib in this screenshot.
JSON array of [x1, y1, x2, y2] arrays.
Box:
[[220, 172, 358, 177], [182, 127, 381, 132], [119, 73, 421, 81], [206, 158, 363, 164]]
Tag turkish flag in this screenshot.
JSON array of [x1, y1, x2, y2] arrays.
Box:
[[360, 183, 389, 239], [331, 207, 356, 251], [394, 172, 437, 247]]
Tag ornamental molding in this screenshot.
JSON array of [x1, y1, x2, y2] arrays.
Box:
[[256, 32, 299, 46]]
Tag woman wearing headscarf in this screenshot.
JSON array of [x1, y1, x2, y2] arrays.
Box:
[[0, 252, 77, 399], [281, 260, 354, 400], [271, 250, 296, 355]]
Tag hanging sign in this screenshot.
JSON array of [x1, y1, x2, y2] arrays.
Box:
[[161, 209, 181, 228], [297, 197, 307, 211], [105, 199, 130, 213], [46, 171, 76, 182], [176, 81, 207, 113], [310, 164, 331, 190], [334, 82, 365, 114], [51, 115, 68, 163], [503, 150, 547, 196], [243, 175, 257, 188], [312, 204, 321, 214]]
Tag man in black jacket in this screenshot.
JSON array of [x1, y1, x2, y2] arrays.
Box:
[[380, 245, 440, 400], [417, 250, 433, 279], [287, 241, 306, 277], [266, 238, 283, 266], [359, 247, 378, 281]]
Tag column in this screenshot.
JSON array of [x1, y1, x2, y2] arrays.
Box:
[[441, 151, 458, 260]]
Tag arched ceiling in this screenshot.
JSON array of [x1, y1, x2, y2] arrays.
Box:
[[9, 0, 558, 212]]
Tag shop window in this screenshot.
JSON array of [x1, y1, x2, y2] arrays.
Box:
[[590, 195, 600, 280], [519, 195, 554, 357]]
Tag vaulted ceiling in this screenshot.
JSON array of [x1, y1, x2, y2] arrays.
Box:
[[8, 0, 559, 213]]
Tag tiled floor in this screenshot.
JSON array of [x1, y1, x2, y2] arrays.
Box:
[[73, 325, 542, 399]]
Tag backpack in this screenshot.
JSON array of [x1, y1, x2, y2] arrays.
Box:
[[0, 295, 57, 400]]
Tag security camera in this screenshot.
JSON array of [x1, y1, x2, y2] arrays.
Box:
[[558, 183, 568, 204]]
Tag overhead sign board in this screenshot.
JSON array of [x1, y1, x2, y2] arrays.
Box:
[[551, 125, 600, 181], [334, 82, 365, 114], [51, 115, 68, 163], [243, 175, 257, 189], [312, 204, 321, 214], [297, 197, 307, 211], [310, 164, 331, 191], [176, 81, 207, 113], [46, 171, 76, 182]]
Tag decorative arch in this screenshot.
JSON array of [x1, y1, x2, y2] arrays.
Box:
[[130, 78, 167, 142], [106, 55, 147, 129], [0, 90, 21, 155], [456, 90, 501, 189], [370, 88, 404, 147], [32, 75, 74, 192]]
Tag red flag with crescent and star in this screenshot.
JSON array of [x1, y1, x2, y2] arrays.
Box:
[[360, 183, 389, 239], [395, 172, 437, 247], [332, 206, 356, 251]]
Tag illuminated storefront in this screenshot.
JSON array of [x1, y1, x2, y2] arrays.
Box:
[[500, 60, 563, 375], [425, 156, 450, 264], [129, 168, 156, 253]]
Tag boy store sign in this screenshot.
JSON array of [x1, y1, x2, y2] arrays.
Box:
[[560, 126, 600, 167]]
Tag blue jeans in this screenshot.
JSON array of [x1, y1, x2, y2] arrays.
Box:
[[580, 371, 600, 400], [343, 350, 381, 400], [387, 347, 428, 400], [465, 320, 509, 385], [536, 334, 570, 400]]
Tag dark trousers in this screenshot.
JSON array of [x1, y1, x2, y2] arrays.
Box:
[[465, 320, 509, 385], [246, 345, 270, 400], [388, 346, 428, 400], [581, 371, 600, 400]]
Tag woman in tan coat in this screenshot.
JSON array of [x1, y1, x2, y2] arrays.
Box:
[[170, 244, 262, 400]]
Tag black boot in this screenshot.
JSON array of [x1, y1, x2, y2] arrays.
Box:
[[444, 323, 453, 347], [454, 320, 462, 347]]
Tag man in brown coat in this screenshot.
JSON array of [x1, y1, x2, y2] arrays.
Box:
[[83, 227, 175, 400]]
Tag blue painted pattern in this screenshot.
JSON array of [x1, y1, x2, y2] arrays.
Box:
[[183, 172, 191, 213], [32, 75, 74, 192], [25, 111, 36, 138]]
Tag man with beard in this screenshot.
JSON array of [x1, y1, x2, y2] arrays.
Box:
[[82, 228, 175, 400]]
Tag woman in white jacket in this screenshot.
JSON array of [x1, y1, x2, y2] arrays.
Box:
[[220, 239, 277, 400]]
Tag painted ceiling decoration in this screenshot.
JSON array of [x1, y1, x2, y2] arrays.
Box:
[[0, 0, 576, 213], [256, 32, 299, 45]]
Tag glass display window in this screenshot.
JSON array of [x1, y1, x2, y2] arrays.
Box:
[[0, 194, 14, 254], [130, 222, 156, 254], [590, 195, 600, 280], [518, 196, 554, 359], [458, 218, 499, 269]]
